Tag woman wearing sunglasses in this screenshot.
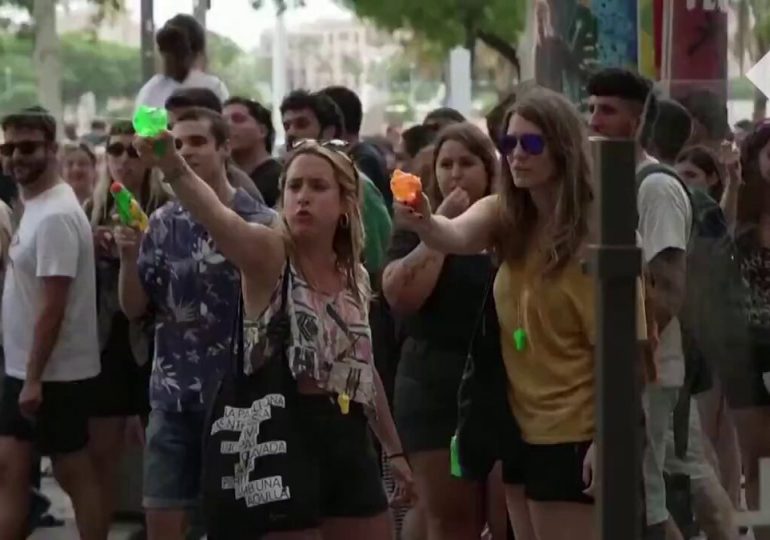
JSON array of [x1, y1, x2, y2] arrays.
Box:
[[394, 89, 647, 540], [132, 132, 413, 539], [383, 122, 507, 540], [60, 142, 97, 205], [83, 120, 170, 533]]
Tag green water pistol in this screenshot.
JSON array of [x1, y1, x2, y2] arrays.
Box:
[[133, 106, 168, 155], [110, 182, 148, 232]]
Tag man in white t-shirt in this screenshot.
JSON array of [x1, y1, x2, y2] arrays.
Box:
[[588, 70, 692, 540], [0, 107, 105, 540], [135, 14, 228, 111]]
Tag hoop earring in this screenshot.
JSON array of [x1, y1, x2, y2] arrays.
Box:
[[339, 213, 350, 229]]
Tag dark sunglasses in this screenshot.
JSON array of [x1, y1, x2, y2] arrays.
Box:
[[499, 133, 546, 156], [0, 140, 47, 157], [106, 142, 139, 159]]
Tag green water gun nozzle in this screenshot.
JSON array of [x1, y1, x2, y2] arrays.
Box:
[[133, 106, 168, 155]]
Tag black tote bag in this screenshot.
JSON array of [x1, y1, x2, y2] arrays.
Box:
[[202, 267, 319, 538], [453, 272, 522, 480]]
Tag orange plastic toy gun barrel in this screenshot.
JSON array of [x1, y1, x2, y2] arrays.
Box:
[[390, 169, 422, 206]]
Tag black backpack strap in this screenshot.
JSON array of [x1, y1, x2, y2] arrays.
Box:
[[231, 260, 292, 376], [466, 269, 496, 358], [231, 288, 245, 375]]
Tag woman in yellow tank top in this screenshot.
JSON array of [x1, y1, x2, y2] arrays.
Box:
[[393, 88, 647, 540]]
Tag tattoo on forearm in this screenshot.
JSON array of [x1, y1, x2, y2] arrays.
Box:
[[384, 247, 443, 289]]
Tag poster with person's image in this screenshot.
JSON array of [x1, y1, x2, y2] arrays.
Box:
[[532, 0, 641, 111], [532, 0, 599, 110]]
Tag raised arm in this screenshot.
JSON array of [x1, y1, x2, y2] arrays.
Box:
[[134, 132, 284, 286], [393, 192, 499, 256]]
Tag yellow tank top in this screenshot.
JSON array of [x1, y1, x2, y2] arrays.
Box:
[[494, 251, 646, 444]]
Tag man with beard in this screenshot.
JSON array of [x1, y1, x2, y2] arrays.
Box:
[[116, 107, 274, 540], [0, 107, 105, 539]]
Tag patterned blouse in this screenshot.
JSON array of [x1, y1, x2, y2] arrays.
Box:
[[739, 237, 770, 332], [243, 262, 376, 411]]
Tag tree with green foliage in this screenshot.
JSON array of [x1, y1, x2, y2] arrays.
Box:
[[0, 0, 126, 123], [207, 32, 269, 101], [735, 0, 770, 119], [249, 0, 304, 15], [0, 31, 140, 113], [338, 0, 524, 78], [250, 0, 523, 99]]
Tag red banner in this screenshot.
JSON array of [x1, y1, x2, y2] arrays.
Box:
[[666, 0, 728, 101]]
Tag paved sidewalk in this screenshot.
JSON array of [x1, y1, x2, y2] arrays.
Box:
[[30, 475, 142, 540]]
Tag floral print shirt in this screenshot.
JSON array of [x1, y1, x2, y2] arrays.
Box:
[[138, 189, 275, 412]]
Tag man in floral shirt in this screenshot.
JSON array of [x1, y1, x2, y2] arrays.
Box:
[[116, 107, 275, 539]]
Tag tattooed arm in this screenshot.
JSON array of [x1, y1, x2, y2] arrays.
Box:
[[637, 171, 690, 333], [382, 242, 445, 315], [645, 248, 686, 332], [383, 188, 476, 314]]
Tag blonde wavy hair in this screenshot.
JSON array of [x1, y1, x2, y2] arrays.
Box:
[[278, 142, 368, 304], [87, 121, 172, 226], [494, 88, 593, 275]]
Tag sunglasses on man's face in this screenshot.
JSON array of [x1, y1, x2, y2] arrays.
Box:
[[498, 133, 546, 156], [0, 140, 47, 157], [106, 142, 139, 159]]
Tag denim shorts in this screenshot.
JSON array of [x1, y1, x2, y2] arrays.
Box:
[[143, 409, 206, 510]]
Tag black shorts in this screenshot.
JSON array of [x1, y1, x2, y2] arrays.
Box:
[[503, 440, 594, 505], [0, 377, 92, 455], [90, 354, 150, 418], [298, 395, 389, 519], [721, 342, 770, 409], [91, 315, 151, 417], [394, 338, 467, 453]]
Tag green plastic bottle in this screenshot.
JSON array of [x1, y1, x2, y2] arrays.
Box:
[[133, 106, 168, 155], [450, 434, 462, 478]]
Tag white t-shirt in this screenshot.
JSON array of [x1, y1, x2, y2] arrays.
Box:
[[2, 183, 100, 382], [134, 70, 230, 110], [637, 157, 693, 388]]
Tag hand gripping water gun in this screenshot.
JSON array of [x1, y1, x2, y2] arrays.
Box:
[[390, 169, 422, 207], [133, 106, 168, 155], [110, 182, 149, 232]]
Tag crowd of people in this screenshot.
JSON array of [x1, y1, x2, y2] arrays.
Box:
[[0, 11, 770, 540]]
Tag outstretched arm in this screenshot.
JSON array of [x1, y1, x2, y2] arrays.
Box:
[[393, 193, 499, 256], [135, 133, 284, 286]]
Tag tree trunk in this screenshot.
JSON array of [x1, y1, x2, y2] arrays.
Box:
[[754, 33, 769, 120], [754, 86, 768, 121], [33, 0, 62, 134], [493, 59, 516, 101], [476, 30, 521, 80]]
